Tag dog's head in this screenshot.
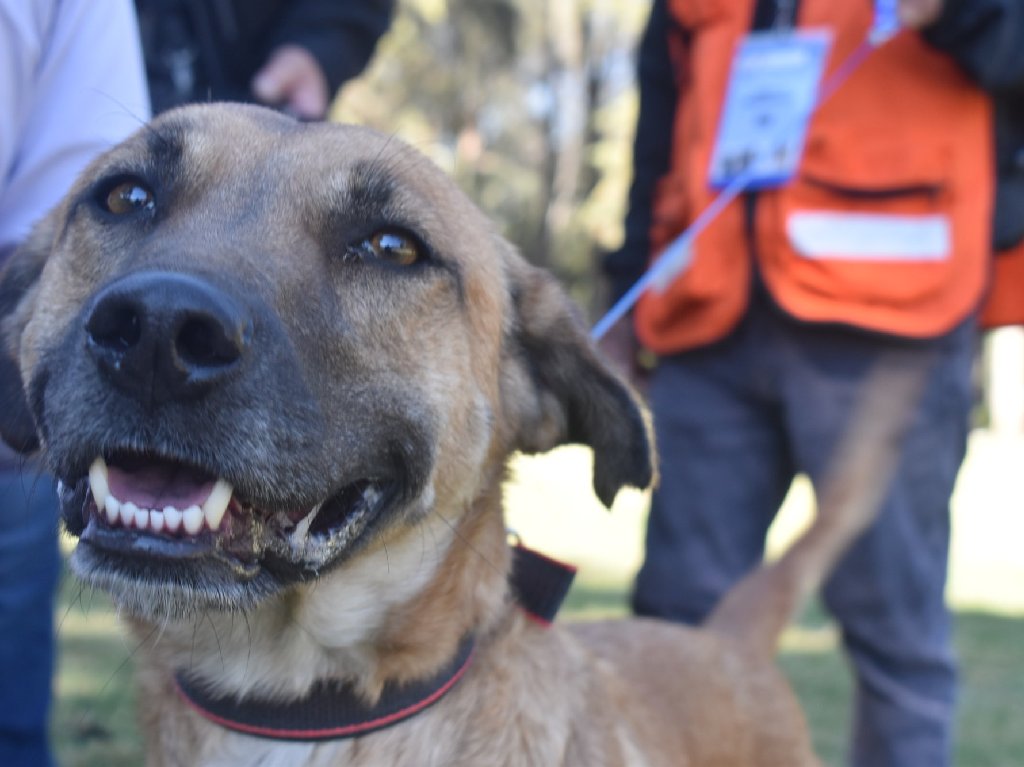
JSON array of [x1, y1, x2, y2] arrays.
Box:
[[0, 104, 652, 619]]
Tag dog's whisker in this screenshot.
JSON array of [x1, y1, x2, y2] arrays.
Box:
[[89, 87, 153, 136], [241, 609, 253, 681], [204, 611, 225, 671], [56, 581, 86, 637], [415, 515, 432, 571], [150, 610, 172, 646], [89, 622, 159, 711], [190, 617, 201, 672], [430, 509, 504, 580], [368, 128, 403, 173], [427, 509, 447, 566]]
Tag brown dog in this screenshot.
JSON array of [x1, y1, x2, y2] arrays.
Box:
[[0, 104, 925, 766]]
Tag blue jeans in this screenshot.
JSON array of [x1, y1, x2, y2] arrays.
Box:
[[633, 296, 974, 767], [0, 464, 59, 767]]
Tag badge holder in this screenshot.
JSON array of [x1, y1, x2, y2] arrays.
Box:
[[708, 29, 833, 191]]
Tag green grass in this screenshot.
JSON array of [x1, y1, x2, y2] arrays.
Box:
[[53, 574, 143, 767], [954, 611, 1024, 767]]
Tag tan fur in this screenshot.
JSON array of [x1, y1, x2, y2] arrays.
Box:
[[0, 104, 928, 766]]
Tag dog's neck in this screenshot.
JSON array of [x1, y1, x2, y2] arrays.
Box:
[[169, 542, 575, 745], [128, 483, 512, 706]]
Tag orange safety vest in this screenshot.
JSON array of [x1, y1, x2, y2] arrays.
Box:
[[635, 0, 995, 354]]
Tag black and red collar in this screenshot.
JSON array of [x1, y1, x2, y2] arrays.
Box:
[[510, 541, 577, 626], [174, 634, 476, 742], [173, 543, 575, 742]]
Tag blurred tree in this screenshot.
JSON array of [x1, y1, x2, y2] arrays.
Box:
[[332, 0, 650, 314]]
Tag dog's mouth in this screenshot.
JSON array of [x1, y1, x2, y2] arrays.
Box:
[[64, 451, 394, 591]]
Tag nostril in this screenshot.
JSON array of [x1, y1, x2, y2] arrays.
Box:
[[175, 315, 246, 370], [86, 301, 142, 351]]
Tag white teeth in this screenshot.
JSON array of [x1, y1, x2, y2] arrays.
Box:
[[88, 458, 109, 509], [121, 501, 138, 527], [163, 505, 182, 533], [182, 505, 203, 535], [85, 456, 233, 539], [202, 479, 233, 531], [105, 496, 120, 524]]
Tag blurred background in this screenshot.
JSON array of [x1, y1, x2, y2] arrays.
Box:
[[331, 0, 647, 316], [52, 1, 1023, 765]]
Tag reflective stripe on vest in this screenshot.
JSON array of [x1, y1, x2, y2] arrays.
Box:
[[787, 212, 951, 262]]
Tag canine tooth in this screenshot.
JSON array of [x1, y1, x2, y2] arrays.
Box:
[[182, 505, 203, 535], [134, 507, 149, 529], [105, 496, 120, 524], [202, 479, 233, 531], [88, 458, 109, 507], [120, 501, 138, 527], [163, 506, 182, 533], [151, 509, 165, 533], [289, 503, 321, 543]]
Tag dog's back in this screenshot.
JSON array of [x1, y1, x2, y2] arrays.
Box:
[[559, 353, 930, 766]]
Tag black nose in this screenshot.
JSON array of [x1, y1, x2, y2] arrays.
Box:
[[84, 271, 253, 406]]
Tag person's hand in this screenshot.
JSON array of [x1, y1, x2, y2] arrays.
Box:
[[898, 0, 944, 29], [252, 45, 330, 120], [596, 316, 651, 398]]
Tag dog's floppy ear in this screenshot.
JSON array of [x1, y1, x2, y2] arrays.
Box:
[[503, 261, 655, 508], [0, 218, 54, 453]]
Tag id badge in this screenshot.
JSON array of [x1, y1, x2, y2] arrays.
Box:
[[708, 29, 833, 190]]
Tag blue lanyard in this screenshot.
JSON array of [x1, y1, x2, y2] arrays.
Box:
[[871, 0, 901, 45]]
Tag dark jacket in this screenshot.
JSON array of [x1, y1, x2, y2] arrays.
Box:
[[136, 0, 394, 114], [605, 0, 1024, 303], [924, 0, 1024, 251]]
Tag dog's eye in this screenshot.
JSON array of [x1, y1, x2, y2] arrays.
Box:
[[361, 230, 422, 267], [103, 179, 155, 215]]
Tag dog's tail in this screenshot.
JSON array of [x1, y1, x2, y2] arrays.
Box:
[[703, 351, 934, 659]]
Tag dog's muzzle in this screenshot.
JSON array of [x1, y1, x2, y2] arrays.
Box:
[[50, 269, 409, 614]]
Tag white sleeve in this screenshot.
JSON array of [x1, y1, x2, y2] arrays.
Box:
[[0, 0, 151, 252]]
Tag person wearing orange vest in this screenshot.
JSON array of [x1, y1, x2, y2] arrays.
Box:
[[601, 1, 1024, 765]]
